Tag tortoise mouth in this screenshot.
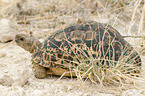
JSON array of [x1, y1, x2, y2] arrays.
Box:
[[15, 39, 19, 43], [15, 35, 20, 43]]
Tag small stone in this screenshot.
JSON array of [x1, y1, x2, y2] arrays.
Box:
[[0, 19, 16, 42], [3, 69, 9, 73], [30, 90, 44, 96]]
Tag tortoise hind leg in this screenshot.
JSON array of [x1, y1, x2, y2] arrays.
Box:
[[32, 62, 47, 79]]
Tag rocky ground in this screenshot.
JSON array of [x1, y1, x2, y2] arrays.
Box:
[[0, 0, 145, 96]]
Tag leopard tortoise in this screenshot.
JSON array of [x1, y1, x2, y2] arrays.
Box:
[[15, 21, 142, 79]]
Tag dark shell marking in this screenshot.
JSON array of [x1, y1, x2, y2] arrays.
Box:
[[32, 21, 141, 73]]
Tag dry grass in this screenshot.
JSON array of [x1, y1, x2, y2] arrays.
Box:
[[60, 42, 144, 88], [0, 0, 145, 95]]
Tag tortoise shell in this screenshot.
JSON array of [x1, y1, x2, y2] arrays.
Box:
[[32, 21, 141, 71]]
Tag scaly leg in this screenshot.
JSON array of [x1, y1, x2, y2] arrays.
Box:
[[32, 62, 47, 79]]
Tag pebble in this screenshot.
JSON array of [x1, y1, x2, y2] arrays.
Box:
[[0, 19, 16, 42]]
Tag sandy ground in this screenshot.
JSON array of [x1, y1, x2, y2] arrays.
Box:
[[0, 0, 145, 95]]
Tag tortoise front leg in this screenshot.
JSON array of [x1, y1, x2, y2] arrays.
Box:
[[32, 62, 47, 79]]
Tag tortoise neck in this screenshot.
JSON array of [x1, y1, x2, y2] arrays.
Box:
[[30, 40, 41, 53]]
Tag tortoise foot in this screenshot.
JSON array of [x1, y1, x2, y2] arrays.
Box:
[[32, 62, 47, 79]]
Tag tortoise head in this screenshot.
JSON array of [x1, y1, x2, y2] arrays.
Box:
[[15, 34, 40, 53]]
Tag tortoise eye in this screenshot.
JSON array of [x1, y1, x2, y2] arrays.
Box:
[[20, 37, 24, 41]]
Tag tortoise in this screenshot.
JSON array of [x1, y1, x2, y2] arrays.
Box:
[[15, 21, 142, 79]]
